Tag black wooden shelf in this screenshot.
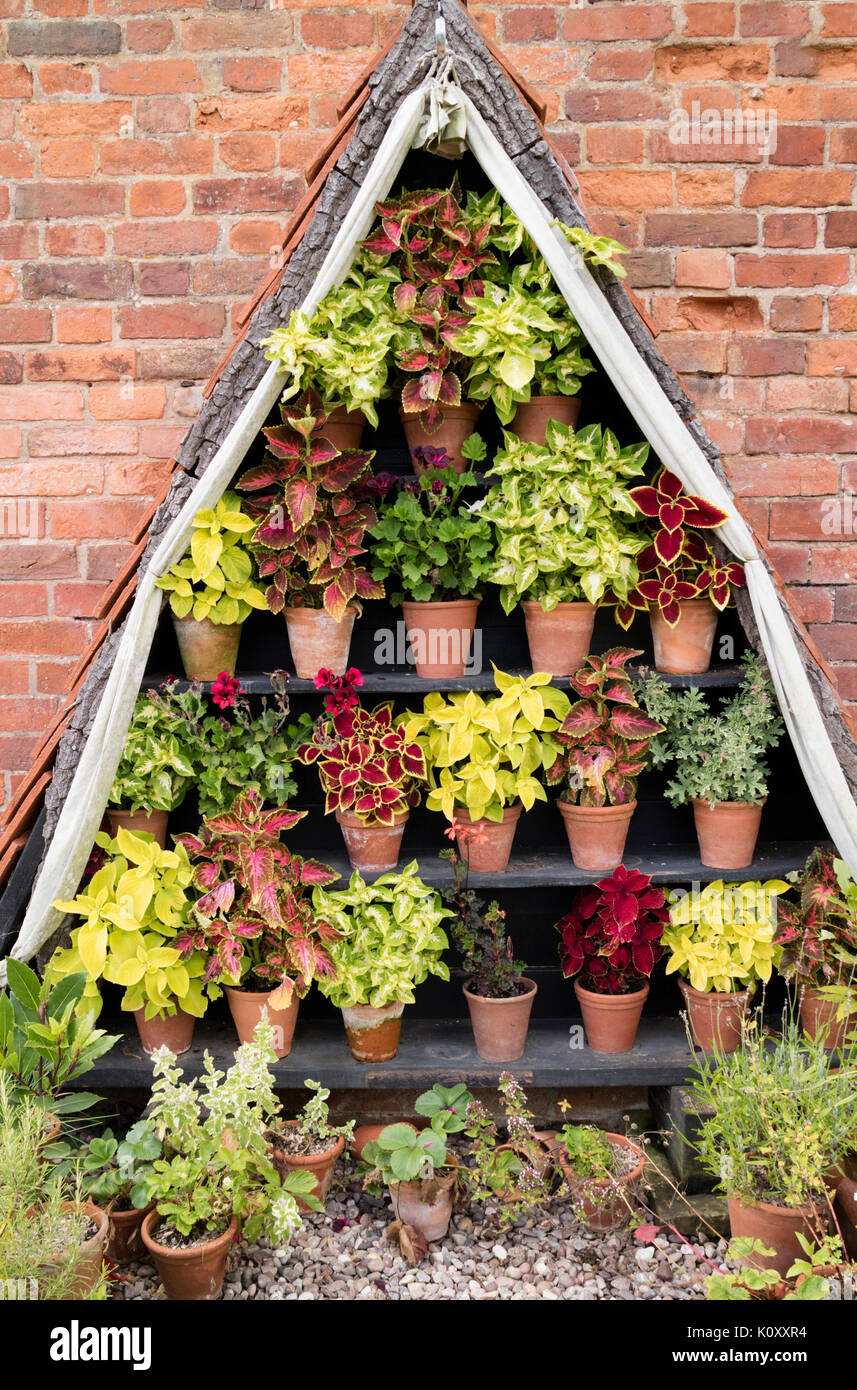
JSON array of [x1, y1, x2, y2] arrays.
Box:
[[81, 1016, 705, 1090]]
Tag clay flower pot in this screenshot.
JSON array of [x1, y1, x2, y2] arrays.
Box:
[[727, 1198, 827, 1277], [335, 808, 408, 873], [492, 1132, 558, 1204], [106, 808, 169, 848], [463, 977, 537, 1063], [401, 598, 479, 679], [574, 979, 648, 1054], [692, 797, 764, 869], [650, 598, 718, 675], [108, 1203, 154, 1265], [133, 1006, 195, 1057], [800, 985, 855, 1048], [341, 1000, 404, 1062], [141, 1209, 238, 1301], [224, 984, 299, 1058], [454, 803, 522, 872], [389, 1154, 459, 1242], [352, 1121, 417, 1162], [271, 1121, 345, 1212], [557, 798, 636, 872], [679, 978, 754, 1054], [172, 613, 243, 682], [40, 1200, 109, 1298], [556, 1133, 646, 1231], [521, 599, 596, 677], [324, 405, 364, 452], [511, 393, 581, 445], [400, 403, 481, 475], [285, 604, 357, 680]]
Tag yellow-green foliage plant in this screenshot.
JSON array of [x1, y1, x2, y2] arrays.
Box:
[[46, 828, 217, 1022], [155, 492, 268, 626], [663, 879, 789, 994], [403, 667, 570, 823]]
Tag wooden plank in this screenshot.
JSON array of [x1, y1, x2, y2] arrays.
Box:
[[0, 772, 50, 845]]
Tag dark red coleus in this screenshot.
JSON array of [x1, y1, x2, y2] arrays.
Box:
[[556, 865, 669, 995], [298, 696, 427, 826], [630, 467, 729, 567]]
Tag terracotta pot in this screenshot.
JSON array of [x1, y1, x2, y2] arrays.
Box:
[[574, 979, 648, 1054], [521, 599, 596, 678], [285, 604, 357, 680], [133, 1006, 195, 1057], [557, 797, 636, 872], [401, 598, 479, 679], [692, 797, 764, 870], [389, 1154, 458, 1242], [556, 1132, 646, 1231], [800, 985, 855, 1048], [351, 1121, 417, 1162], [106, 808, 169, 848], [323, 405, 364, 452], [41, 1112, 61, 1147], [463, 977, 537, 1063], [454, 802, 522, 872], [493, 1132, 558, 1203], [224, 984, 299, 1058], [341, 1000, 404, 1062], [336, 807, 408, 873], [511, 393, 581, 445], [650, 598, 718, 675], [108, 1202, 154, 1265], [271, 1122, 345, 1212], [172, 613, 243, 682], [141, 1209, 238, 1301], [41, 1200, 108, 1298], [400, 402, 481, 475], [727, 1197, 827, 1277], [679, 978, 754, 1054]]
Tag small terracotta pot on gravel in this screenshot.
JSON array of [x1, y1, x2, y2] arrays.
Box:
[[555, 1133, 646, 1231], [650, 598, 718, 675], [108, 1203, 154, 1265], [285, 604, 356, 680], [271, 1121, 345, 1212], [463, 978, 537, 1063], [336, 808, 408, 873], [389, 1154, 459, 1242], [557, 798, 635, 872], [521, 599, 595, 678], [141, 1210, 238, 1301], [692, 797, 764, 870], [727, 1198, 828, 1277]]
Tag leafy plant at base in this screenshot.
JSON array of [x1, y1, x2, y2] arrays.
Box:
[[237, 389, 383, 621], [47, 828, 215, 1022], [155, 492, 267, 626], [639, 654, 784, 808], [414, 1082, 474, 1136], [481, 420, 649, 612], [367, 457, 494, 604], [362, 1123, 450, 1185], [268, 1078, 355, 1158], [706, 1233, 841, 1302], [142, 1019, 320, 1245], [462, 1073, 553, 1227], [663, 879, 788, 994], [544, 648, 663, 808], [260, 251, 401, 427], [175, 789, 340, 1009], [439, 834, 527, 998], [107, 690, 195, 815], [556, 865, 670, 995], [773, 848, 857, 1020], [557, 1123, 614, 1180], [81, 1119, 161, 1212], [404, 666, 571, 824], [312, 861, 450, 1009]]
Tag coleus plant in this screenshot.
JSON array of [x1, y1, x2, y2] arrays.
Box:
[[361, 179, 495, 433], [545, 648, 663, 808], [175, 789, 341, 1008], [555, 865, 670, 995], [298, 673, 427, 826], [237, 389, 383, 621], [773, 848, 857, 993]]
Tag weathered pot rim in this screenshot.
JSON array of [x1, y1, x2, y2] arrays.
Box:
[[557, 797, 637, 818], [454, 801, 522, 825], [727, 1195, 825, 1219], [342, 1000, 405, 1018], [555, 1131, 646, 1186], [516, 392, 581, 406], [691, 796, 767, 811], [463, 977, 537, 1005], [389, 1151, 460, 1193], [272, 1122, 345, 1165], [521, 598, 596, 614], [335, 807, 409, 828], [223, 983, 295, 1002], [678, 978, 756, 1003], [141, 1208, 238, 1260], [109, 1200, 154, 1224], [574, 980, 650, 1006], [652, 596, 717, 618], [172, 613, 243, 633], [402, 597, 480, 612], [284, 604, 358, 619], [399, 403, 480, 420]]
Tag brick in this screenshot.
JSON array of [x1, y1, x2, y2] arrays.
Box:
[[194, 95, 309, 132], [113, 221, 219, 257], [83, 541, 133, 582], [182, 12, 293, 48], [220, 133, 277, 171], [726, 456, 839, 494], [652, 331, 726, 373], [29, 425, 137, 457], [36, 662, 72, 695], [735, 253, 849, 287], [829, 296, 857, 332], [107, 458, 173, 494], [746, 417, 857, 454], [193, 260, 265, 295], [39, 137, 96, 178], [675, 249, 731, 288], [562, 4, 672, 40], [0, 697, 61, 733], [129, 180, 186, 217], [138, 344, 220, 378], [50, 500, 147, 540], [20, 100, 131, 137], [0, 227, 39, 260], [706, 417, 743, 454], [655, 44, 768, 82], [652, 294, 761, 332], [740, 4, 810, 36], [27, 348, 134, 381], [302, 8, 375, 46], [135, 97, 190, 133], [39, 62, 93, 93], [683, 3, 735, 36], [192, 177, 300, 214], [564, 89, 666, 123], [503, 7, 556, 42], [173, 384, 203, 418], [0, 309, 52, 344], [770, 126, 826, 166], [0, 620, 87, 656], [821, 4, 857, 37], [0, 585, 48, 618], [56, 306, 112, 344], [89, 384, 166, 421], [763, 213, 817, 248], [22, 261, 132, 301], [287, 54, 367, 93], [0, 427, 22, 458], [645, 212, 758, 246], [586, 46, 653, 82], [835, 586, 857, 622], [792, 588, 833, 624], [52, 582, 106, 619], [228, 219, 284, 256], [830, 128, 857, 165], [101, 136, 212, 176], [806, 341, 857, 376], [578, 171, 672, 209], [0, 354, 23, 385], [0, 271, 16, 306], [118, 304, 225, 340], [138, 262, 190, 296], [813, 547, 857, 585], [0, 661, 29, 695], [0, 386, 84, 420], [0, 541, 77, 580], [625, 250, 673, 288], [100, 59, 201, 95], [810, 625, 857, 661], [742, 171, 853, 208], [0, 460, 102, 496], [766, 378, 848, 411], [766, 543, 810, 583], [140, 425, 185, 457], [223, 57, 281, 92], [727, 339, 805, 375], [650, 127, 764, 168], [675, 171, 736, 205], [826, 212, 857, 247], [14, 183, 124, 220], [7, 18, 120, 54], [0, 62, 33, 96], [127, 16, 172, 50], [586, 127, 645, 164], [45, 225, 106, 257], [776, 44, 857, 82], [685, 376, 763, 412], [769, 296, 823, 332], [0, 735, 40, 771]]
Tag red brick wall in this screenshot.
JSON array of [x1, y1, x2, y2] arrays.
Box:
[[1, 0, 856, 805]]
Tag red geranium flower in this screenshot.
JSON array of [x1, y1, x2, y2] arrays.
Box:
[[211, 671, 241, 709]]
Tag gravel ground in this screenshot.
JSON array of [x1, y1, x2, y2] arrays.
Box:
[[118, 1164, 720, 1302]]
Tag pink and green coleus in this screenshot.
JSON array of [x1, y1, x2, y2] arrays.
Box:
[[175, 788, 341, 1007], [545, 648, 663, 807], [611, 467, 745, 628]]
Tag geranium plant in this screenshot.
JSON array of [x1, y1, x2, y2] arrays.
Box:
[[664, 879, 788, 994], [155, 492, 268, 627], [545, 648, 663, 807], [481, 420, 649, 612], [238, 390, 383, 621], [556, 865, 670, 994], [108, 691, 195, 815], [313, 861, 450, 1008], [175, 789, 340, 1009], [773, 848, 857, 1002]]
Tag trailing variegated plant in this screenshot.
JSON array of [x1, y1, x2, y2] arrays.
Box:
[[175, 789, 341, 1008], [545, 649, 663, 807], [237, 389, 383, 621]]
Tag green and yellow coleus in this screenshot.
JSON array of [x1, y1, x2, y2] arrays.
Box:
[[663, 879, 789, 994]]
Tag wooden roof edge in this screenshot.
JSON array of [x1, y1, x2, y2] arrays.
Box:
[[0, 835, 28, 891], [0, 773, 51, 849]]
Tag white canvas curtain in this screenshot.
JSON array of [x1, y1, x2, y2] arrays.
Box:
[[5, 68, 857, 980]]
